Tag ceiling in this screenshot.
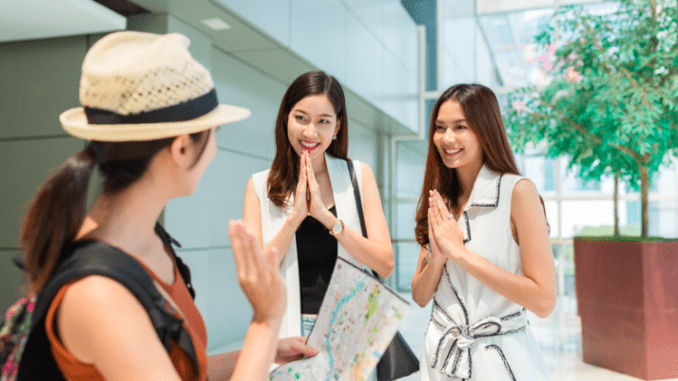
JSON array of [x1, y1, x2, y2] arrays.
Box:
[[0, 0, 127, 43]]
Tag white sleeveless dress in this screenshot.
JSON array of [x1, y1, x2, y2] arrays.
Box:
[[252, 154, 365, 339], [420, 165, 552, 381]]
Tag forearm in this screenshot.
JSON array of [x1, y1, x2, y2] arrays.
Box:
[[229, 320, 282, 381], [411, 260, 445, 307], [454, 248, 556, 317], [267, 216, 303, 266], [335, 227, 393, 278], [207, 351, 240, 381]]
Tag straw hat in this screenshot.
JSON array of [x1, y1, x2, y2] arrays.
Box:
[[60, 31, 250, 141]]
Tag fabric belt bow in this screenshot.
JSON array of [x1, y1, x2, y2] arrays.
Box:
[[429, 301, 526, 379]]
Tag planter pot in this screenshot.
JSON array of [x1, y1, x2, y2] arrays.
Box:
[[574, 237, 678, 380]]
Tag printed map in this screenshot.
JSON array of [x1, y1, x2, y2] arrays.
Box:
[[270, 258, 410, 381]]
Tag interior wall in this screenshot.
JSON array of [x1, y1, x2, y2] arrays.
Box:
[[0, 8, 393, 354], [0, 36, 92, 311], [130, 14, 389, 353]]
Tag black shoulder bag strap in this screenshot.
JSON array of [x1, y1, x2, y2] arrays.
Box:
[[155, 222, 195, 299], [346, 159, 419, 381], [19, 238, 199, 380]]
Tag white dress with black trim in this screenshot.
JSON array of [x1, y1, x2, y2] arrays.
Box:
[[420, 165, 552, 381]]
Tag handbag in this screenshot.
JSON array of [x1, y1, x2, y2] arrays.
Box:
[[347, 160, 419, 381]]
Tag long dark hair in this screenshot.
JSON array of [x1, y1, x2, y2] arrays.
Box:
[[414, 84, 521, 247], [20, 130, 211, 292], [267, 71, 349, 208]]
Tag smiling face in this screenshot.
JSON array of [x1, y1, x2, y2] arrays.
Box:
[[287, 94, 339, 163], [433, 99, 483, 173]]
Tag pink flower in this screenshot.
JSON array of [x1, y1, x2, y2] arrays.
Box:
[[542, 60, 553, 71], [566, 66, 583, 83], [512, 100, 527, 113]]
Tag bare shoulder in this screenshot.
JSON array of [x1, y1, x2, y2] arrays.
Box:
[[61, 275, 146, 317], [245, 176, 257, 195], [358, 161, 374, 174], [359, 161, 376, 182], [510, 178, 548, 228], [511, 178, 540, 205]]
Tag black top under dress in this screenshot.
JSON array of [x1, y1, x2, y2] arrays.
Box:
[[295, 205, 338, 315]]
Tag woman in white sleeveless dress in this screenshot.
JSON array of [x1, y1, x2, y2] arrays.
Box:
[[411, 84, 556, 381]]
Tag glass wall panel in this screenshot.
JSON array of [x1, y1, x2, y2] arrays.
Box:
[[561, 200, 614, 238], [395, 202, 418, 241], [395, 241, 421, 291]]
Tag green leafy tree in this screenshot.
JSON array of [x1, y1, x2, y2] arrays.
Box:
[[506, 0, 678, 237]]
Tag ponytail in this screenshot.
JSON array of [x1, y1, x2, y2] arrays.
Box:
[[20, 149, 95, 292]]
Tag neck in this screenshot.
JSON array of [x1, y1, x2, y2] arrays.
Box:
[[455, 161, 484, 201], [78, 178, 169, 255], [311, 152, 328, 174]]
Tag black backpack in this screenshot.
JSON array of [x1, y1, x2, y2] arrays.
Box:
[[0, 223, 199, 380]]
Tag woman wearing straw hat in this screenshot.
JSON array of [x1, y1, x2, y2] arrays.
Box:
[[19, 31, 317, 381]]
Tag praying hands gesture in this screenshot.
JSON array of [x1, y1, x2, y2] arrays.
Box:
[[290, 151, 334, 227], [427, 190, 466, 263]]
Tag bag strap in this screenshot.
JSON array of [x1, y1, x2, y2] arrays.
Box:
[[21, 239, 199, 380], [12, 223, 195, 301], [347, 160, 381, 280], [347, 160, 367, 238], [154, 222, 195, 300]]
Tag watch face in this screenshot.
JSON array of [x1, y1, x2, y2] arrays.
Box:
[[332, 221, 343, 234]]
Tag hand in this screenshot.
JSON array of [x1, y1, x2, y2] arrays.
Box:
[[305, 151, 332, 224], [428, 190, 466, 261], [228, 220, 286, 324], [274, 337, 320, 364], [427, 210, 447, 268], [290, 152, 310, 223]]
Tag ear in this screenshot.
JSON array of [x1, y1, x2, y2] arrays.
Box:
[[168, 134, 194, 169], [334, 118, 341, 136]]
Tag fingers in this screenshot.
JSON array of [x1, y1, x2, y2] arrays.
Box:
[[242, 225, 266, 277], [297, 153, 308, 190], [434, 190, 451, 217], [429, 189, 452, 223], [229, 221, 251, 279], [305, 153, 320, 199], [428, 190, 443, 227], [289, 337, 320, 357]]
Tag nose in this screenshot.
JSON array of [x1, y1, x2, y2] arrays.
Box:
[[442, 128, 456, 144], [302, 122, 316, 137]]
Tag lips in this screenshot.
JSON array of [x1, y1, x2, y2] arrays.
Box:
[[301, 140, 320, 151], [444, 148, 462, 155]]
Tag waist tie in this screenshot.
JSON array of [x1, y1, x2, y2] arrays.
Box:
[[429, 301, 527, 379]]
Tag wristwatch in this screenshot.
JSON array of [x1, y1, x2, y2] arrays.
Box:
[[328, 219, 344, 236]]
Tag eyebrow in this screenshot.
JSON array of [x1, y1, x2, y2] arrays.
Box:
[[291, 109, 336, 118], [436, 118, 466, 124]]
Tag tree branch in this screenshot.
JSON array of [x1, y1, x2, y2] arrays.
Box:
[[532, 99, 640, 162]]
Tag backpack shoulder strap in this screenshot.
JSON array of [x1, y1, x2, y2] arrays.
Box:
[[19, 241, 199, 380], [154, 222, 195, 300]]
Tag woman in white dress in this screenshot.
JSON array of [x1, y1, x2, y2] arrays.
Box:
[[411, 84, 556, 381], [243, 71, 393, 340]]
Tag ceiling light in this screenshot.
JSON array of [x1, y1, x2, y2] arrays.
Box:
[[201, 17, 231, 31]]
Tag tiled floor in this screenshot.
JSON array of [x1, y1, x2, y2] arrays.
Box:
[[396, 293, 678, 381]]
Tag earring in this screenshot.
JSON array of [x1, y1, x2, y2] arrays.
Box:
[[332, 135, 337, 141]]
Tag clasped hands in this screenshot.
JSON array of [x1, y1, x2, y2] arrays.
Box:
[[291, 151, 333, 226], [427, 190, 466, 264]]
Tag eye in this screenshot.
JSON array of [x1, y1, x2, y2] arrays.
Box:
[[295, 115, 306, 122], [434, 125, 446, 131], [319, 118, 330, 124], [456, 125, 468, 130]]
